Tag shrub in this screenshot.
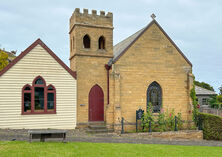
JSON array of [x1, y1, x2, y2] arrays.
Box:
[[142, 108, 183, 132], [199, 112, 222, 140], [177, 112, 183, 130], [190, 85, 199, 124], [141, 104, 154, 131], [156, 110, 165, 132]]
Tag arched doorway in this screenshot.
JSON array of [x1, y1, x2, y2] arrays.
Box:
[[147, 81, 162, 113], [89, 84, 104, 121]]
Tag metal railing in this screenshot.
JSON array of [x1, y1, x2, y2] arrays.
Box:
[[121, 116, 180, 134]]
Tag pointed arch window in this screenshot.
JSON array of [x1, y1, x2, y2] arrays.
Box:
[[22, 84, 32, 113], [98, 36, 105, 49], [47, 85, 56, 110], [147, 81, 162, 113], [22, 76, 56, 115], [33, 76, 46, 112], [83, 34, 90, 48]]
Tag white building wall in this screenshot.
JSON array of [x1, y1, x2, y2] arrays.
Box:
[[0, 44, 77, 129]]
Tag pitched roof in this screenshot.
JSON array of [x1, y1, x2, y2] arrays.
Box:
[[0, 39, 76, 79], [113, 27, 145, 61], [195, 86, 216, 95], [112, 20, 192, 67]]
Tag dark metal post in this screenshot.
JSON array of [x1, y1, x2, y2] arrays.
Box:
[[148, 117, 152, 132], [136, 119, 138, 132], [121, 117, 124, 134], [174, 116, 178, 131], [198, 116, 202, 130]]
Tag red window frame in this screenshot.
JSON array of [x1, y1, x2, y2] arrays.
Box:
[[22, 84, 32, 113], [46, 84, 56, 113], [21, 76, 56, 115]]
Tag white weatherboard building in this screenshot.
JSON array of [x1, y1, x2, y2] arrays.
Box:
[[0, 39, 77, 129]]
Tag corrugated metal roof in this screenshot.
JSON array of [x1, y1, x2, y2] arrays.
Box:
[[195, 86, 216, 95]]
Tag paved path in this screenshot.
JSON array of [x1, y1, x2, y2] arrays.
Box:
[[67, 136, 222, 147], [0, 129, 222, 147]]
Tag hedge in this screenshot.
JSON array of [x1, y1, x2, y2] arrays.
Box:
[[199, 112, 222, 140]]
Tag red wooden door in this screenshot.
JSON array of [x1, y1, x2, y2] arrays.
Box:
[[89, 85, 104, 121]]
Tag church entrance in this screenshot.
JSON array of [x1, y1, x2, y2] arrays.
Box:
[[89, 84, 104, 121]]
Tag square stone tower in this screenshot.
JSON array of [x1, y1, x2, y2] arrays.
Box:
[[69, 8, 113, 127]]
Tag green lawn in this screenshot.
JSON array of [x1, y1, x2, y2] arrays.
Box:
[[0, 141, 222, 157]]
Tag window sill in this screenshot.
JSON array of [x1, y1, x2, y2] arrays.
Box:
[[82, 48, 91, 51], [22, 111, 56, 115], [98, 49, 107, 53]]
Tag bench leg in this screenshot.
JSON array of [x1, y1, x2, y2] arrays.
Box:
[[63, 133, 66, 143], [29, 134, 32, 143], [40, 135, 45, 142]]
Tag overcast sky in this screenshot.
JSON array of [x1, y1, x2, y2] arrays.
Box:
[[0, 0, 222, 93]]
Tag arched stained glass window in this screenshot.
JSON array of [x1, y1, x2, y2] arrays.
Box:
[[147, 81, 162, 113]]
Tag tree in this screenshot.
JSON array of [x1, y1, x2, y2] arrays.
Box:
[[194, 80, 214, 91], [219, 86, 222, 95], [0, 50, 9, 71]]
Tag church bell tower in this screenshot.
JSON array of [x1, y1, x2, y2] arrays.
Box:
[[69, 8, 113, 126]]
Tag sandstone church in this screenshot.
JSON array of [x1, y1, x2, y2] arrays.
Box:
[[69, 8, 193, 131], [0, 8, 193, 132]]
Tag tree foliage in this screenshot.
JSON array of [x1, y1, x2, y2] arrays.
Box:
[[219, 86, 222, 95], [190, 83, 199, 125], [0, 50, 9, 71], [209, 95, 222, 109], [194, 80, 214, 91]]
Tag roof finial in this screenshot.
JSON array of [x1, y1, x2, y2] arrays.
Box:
[[151, 13, 156, 20]]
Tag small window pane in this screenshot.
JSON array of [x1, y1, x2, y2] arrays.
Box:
[[24, 86, 31, 90], [202, 98, 208, 105], [24, 93, 31, 112], [47, 93, 54, 110], [48, 86, 54, 90], [35, 87, 44, 111], [35, 78, 44, 85]]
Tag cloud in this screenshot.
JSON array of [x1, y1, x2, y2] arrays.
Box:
[[0, 0, 222, 92]]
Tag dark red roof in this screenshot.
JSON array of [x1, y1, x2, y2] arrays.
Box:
[[0, 38, 76, 79]]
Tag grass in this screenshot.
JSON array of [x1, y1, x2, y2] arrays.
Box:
[[0, 141, 222, 157]]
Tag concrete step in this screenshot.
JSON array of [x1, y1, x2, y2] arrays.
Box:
[[88, 125, 107, 130], [88, 121, 105, 126], [86, 128, 108, 134], [87, 121, 109, 133]]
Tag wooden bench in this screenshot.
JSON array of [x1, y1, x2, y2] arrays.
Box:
[[28, 130, 67, 142]]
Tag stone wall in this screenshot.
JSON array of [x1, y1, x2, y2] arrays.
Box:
[[121, 130, 203, 140]]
